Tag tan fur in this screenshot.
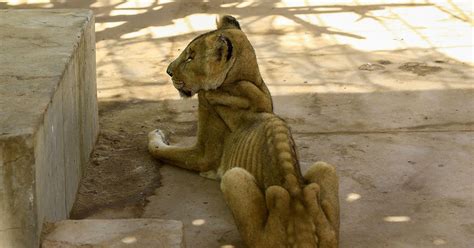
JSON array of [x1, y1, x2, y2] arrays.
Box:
[[149, 15, 339, 248]]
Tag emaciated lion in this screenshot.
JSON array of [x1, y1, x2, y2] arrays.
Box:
[[148, 16, 340, 248]]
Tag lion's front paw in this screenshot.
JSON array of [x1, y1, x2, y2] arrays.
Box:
[[199, 170, 220, 181], [148, 129, 170, 151]]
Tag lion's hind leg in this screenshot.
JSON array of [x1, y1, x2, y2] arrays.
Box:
[[221, 168, 290, 247], [304, 162, 340, 240], [221, 168, 266, 245]]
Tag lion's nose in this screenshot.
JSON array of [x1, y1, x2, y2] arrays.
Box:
[[166, 67, 173, 77]]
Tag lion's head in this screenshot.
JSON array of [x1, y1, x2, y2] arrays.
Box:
[[166, 15, 263, 97]]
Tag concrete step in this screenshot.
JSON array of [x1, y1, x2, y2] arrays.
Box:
[[42, 219, 185, 248]]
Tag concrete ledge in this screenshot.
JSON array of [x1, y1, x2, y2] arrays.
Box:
[[42, 219, 185, 248], [0, 10, 98, 247]]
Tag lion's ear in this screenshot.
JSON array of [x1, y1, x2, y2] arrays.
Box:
[[216, 15, 241, 30], [216, 34, 233, 61]]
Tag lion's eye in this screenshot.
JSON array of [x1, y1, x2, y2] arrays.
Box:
[[186, 57, 193, 62]]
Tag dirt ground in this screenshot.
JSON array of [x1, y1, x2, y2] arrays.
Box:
[[3, 0, 473, 247], [69, 98, 200, 220], [70, 100, 163, 219]]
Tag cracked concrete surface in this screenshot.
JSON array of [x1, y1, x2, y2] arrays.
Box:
[[3, 0, 473, 247]]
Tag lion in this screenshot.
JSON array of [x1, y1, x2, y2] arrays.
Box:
[[148, 15, 339, 248]]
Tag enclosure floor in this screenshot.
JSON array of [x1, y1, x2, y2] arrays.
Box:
[[5, 1, 473, 247]]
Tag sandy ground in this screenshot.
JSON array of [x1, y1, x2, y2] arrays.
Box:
[[3, 0, 473, 247]]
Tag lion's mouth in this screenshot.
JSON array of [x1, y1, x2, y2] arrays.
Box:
[[178, 89, 193, 98], [173, 80, 185, 89], [172, 80, 192, 97]]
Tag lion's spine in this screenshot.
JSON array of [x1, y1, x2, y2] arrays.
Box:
[[263, 115, 302, 197], [264, 115, 307, 247]]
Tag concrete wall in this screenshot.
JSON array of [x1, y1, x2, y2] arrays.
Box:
[[0, 10, 98, 247]]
